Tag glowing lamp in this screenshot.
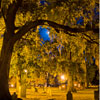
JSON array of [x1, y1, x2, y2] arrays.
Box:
[[24, 69, 27, 73], [61, 75, 65, 80], [78, 84, 80, 87], [74, 83, 77, 87], [11, 84, 14, 87], [62, 85, 65, 88]]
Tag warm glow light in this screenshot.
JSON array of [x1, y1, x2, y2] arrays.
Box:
[[61, 75, 65, 80], [24, 69, 27, 73], [11, 84, 14, 87], [74, 83, 77, 87], [62, 85, 65, 88], [78, 83, 80, 87]]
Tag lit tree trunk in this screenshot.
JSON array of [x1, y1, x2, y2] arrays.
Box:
[[83, 61, 88, 88], [86, 63, 89, 88], [0, 37, 14, 100], [20, 85, 26, 98], [20, 71, 27, 98], [69, 51, 73, 91], [16, 70, 21, 98], [16, 68, 26, 98], [67, 70, 74, 91], [69, 77, 72, 91]]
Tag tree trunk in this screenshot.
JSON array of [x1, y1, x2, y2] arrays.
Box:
[[86, 63, 89, 88], [67, 74, 73, 92], [16, 70, 21, 98], [21, 85, 26, 98], [0, 38, 14, 100]]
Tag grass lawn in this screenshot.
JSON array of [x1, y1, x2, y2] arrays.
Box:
[[10, 87, 98, 100]]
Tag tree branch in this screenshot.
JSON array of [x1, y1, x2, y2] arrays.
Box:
[[13, 19, 99, 44], [82, 36, 98, 44], [6, 0, 22, 34], [0, 0, 1, 9], [83, 33, 98, 44]]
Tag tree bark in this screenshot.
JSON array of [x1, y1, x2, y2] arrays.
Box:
[[16, 70, 21, 98], [0, 37, 14, 100]]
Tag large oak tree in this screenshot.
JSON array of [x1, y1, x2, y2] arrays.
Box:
[[0, 0, 99, 99]]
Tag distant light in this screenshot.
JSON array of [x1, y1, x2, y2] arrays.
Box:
[[47, 31, 50, 35], [24, 69, 27, 73], [78, 84, 80, 87], [38, 26, 50, 42], [74, 83, 77, 87], [61, 75, 65, 80], [62, 85, 65, 88], [11, 84, 14, 87]]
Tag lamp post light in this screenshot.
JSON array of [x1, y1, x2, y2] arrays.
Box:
[[59, 75, 68, 90], [11, 84, 14, 88], [24, 69, 27, 73], [61, 75, 65, 80]]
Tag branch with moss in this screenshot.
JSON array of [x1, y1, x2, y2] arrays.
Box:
[[13, 20, 99, 44]]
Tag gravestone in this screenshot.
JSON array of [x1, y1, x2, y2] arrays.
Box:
[[66, 91, 73, 100]]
